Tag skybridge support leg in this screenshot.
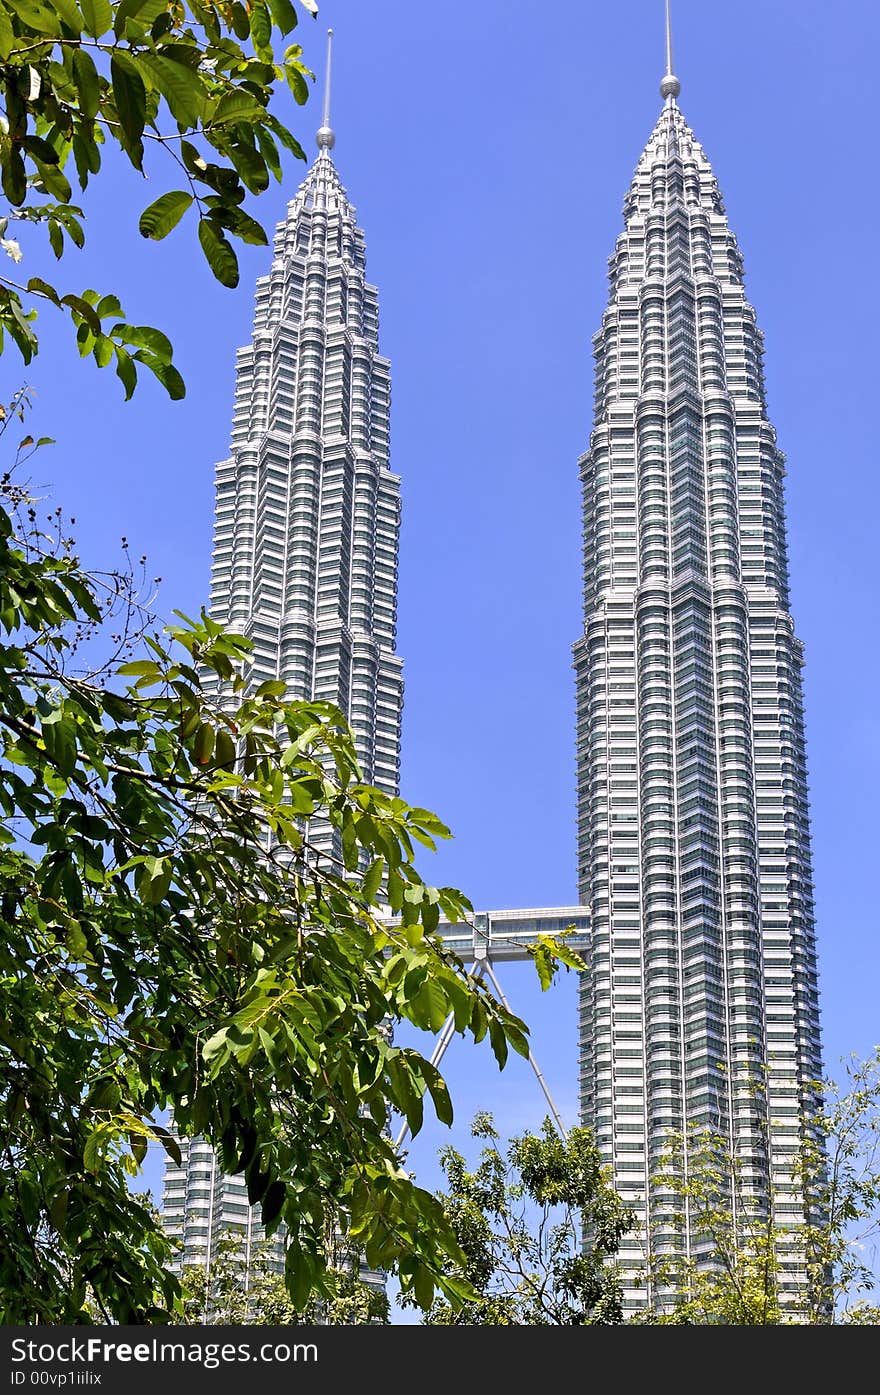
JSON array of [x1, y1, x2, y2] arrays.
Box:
[[480, 957, 569, 1141], [393, 956, 569, 1152]]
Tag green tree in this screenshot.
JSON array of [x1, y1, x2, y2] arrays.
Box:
[[0, 402, 580, 1323], [637, 1051, 880, 1324], [0, 0, 316, 394], [410, 1112, 634, 1325], [175, 1233, 389, 1324], [636, 1120, 785, 1325]]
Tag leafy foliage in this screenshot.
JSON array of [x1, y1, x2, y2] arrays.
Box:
[[175, 1233, 389, 1325], [0, 406, 545, 1323], [0, 0, 316, 394], [636, 1052, 880, 1324], [410, 1112, 634, 1325], [637, 1121, 785, 1325]]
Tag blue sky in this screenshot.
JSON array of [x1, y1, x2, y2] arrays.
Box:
[[13, 0, 879, 1284]]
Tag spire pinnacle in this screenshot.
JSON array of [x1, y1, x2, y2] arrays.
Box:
[[316, 28, 335, 151], [660, 0, 681, 101]]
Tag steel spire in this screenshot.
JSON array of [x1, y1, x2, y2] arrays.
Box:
[[660, 0, 681, 101], [316, 27, 335, 151]]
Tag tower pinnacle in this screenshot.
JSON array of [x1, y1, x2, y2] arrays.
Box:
[[316, 27, 335, 151], [660, 0, 681, 101]]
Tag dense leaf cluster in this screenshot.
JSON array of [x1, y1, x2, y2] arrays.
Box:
[[412, 1112, 634, 1325], [0, 442, 540, 1322], [174, 1234, 389, 1324], [0, 0, 315, 393], [637, 1055, 880, 1324]]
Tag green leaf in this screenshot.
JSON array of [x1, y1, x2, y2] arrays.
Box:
[[531, 942, 554, 992], [4, 0, 61, 36], [93, 333, 114, 368], [139, 53, 205, 126], [267, 0, 298, 33], [198, 218, 239, 288], [202, 1028, 228, 1063], [209, 90, 265, 126], [96, 293, 123, 319], [114, 345, 137, 399], [135, 353, 185, 399], [114, 0, 166, 34], [262, 1177, 285, 1233], [62, 292, 101, 335], [55, 208, 85, 248], [72, 49, 101, 119], [418, 1058, 454, 1127], [80, 0, 112, 36], [153, 1126, 182, 1165], [213, 205, 269, 247], [52, 0, 84, 33], [227, 138, 269, 194], [540, 934, 587, 973], [193, 722, 215, 765], [412, 1260, 435, 1311], [83, 1131, 102, 1173], [488, 1017, 509, 1071], [118, 659, 160, 678], [42, 715, 77, 779], [114, 322, 173, 360], [26, 276, 62, 306], [284, 51, 309, 106], [362, 856, 384, 905], [412, 978, 449, 1034], [88, 1078, 122, 1111], [254, 123, 281, 183], [111, 53, 147, 146], [249, 0, 271, 56], [436, 1273, 479, 1307], [254, 679, 286, 698], [72, 128, 102, 188], [214, 727, 236, 769], [33, 159, 72, 205], [138, 190, 193, 240], [504, 1018, 530, 1061], [65, 920, 89, 957], [22, 135, 59, 166], [2, 150, 26, 206], [139, 856, 172, 905], [227, 1, 250, 39]]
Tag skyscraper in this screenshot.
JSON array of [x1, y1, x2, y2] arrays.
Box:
[[161, 32, 403, 1269], [573, 21, 822, 1311]]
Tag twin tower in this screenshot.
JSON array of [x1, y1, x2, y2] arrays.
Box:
[[163, 34, 822, 1315]]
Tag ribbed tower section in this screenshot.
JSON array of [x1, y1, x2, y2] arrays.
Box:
[[209, 148, 403, 819], [573, 97, 822, 1311], [161, 141, 402, 1272]]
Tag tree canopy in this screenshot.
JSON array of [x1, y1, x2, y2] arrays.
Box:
[[636, 1052, 880, 1324], [175, 1233, 389, 1325], [410, 1112, 633, 1325], [0, 405, 584, 1322]]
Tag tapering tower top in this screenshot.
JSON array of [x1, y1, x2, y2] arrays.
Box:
[[316, 27, 335, 151], [660, 0, 681, 101]]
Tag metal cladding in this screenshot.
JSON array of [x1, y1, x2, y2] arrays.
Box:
[[208, 148, 403, 838], [573, 97, 822, 1312]]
